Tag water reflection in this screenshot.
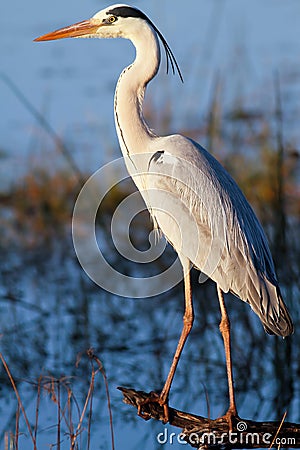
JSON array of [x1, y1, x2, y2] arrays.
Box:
[[0, 184, 298, 449]]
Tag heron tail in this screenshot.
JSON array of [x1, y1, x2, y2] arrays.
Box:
[[260, 284, 294, 337]]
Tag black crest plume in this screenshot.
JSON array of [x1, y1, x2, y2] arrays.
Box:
[[107, 6, 184, 82]]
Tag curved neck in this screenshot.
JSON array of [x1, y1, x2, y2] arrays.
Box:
[[114, 23, 160, 158]]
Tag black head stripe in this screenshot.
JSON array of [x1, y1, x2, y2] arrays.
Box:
[[107, 6, 149, 21], [107, 6, 183, 82]]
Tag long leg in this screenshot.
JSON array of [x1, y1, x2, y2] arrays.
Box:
[[137, 261, 194, 422], [159, 262, 194, 407], [217, 285, 238, 421]]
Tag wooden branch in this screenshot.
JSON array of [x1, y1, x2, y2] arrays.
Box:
[[118, 387, 300, 448]]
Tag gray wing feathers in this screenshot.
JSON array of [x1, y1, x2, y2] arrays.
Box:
[[148, 135, 293, 337]]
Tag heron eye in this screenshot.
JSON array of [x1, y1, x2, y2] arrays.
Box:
[[108, 15, 117, 23]]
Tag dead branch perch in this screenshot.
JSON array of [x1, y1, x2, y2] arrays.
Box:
[[118, 387, 300, 449]]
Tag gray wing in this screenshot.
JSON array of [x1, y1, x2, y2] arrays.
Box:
[[146, 134, 293, 337]]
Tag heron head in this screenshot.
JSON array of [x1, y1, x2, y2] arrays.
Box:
[[34, 4, 154, 41], [34, 4, 183, 82]]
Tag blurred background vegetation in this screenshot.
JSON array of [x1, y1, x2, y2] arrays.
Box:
[[0, 1, 300, 448]]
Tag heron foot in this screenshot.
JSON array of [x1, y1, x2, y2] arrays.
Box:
[[137, 391, 169, 424], [218, 407, 240, 432]]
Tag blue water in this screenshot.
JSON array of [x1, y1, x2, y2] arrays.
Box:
[[1, 0, 300, 187]]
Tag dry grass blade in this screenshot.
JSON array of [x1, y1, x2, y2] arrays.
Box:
[[269, 411, 287, 449], [72, 365, 96, 447], [67, 387, 74, 443], [34, 376, 42, 445], [0, 353, 37, 449], [200, 381, 210, 420], [57, 380, 61, 450], [43, 376, 79, 448], [87, 376, 94, 450], [87, 349, 115, 450], [15, 403, 20, 450]]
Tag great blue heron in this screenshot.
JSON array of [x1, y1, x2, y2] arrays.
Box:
[[35, 4, 293, 425]]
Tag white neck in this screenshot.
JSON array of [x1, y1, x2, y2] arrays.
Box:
[[114, 22, 160, 160]]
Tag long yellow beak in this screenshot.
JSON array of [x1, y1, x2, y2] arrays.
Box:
[[34, 19, 102, 41]]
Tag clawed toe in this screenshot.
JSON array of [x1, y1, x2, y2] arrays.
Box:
[[137, 391, 169, 424], [218, 408, 240, 432]]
